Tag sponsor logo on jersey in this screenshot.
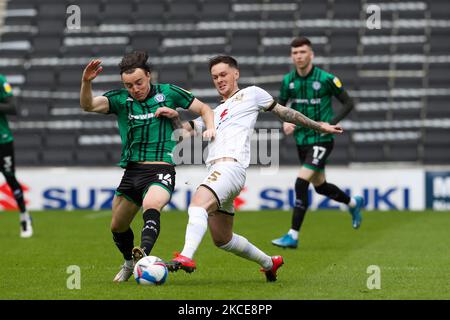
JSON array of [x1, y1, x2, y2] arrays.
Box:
[[333, 77, 342, 88], [219, 109, 228, 121], [3, 82, 12, 94], [232, 93, 244, 102], [294, 98, 322, 105], [312, 81, 321, 90], [289, 82, 295, 89], [128, 113, 155, 120], [154, 93, 166, 103]]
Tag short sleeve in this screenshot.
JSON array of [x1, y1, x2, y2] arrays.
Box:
[[168, 84, 195, 110], [253, 86, 276, 112], [192, 116, 205, 132], [103, 89, 123, 114], [326, 74, 344, 97], [278, 75, 290, 106], [0, 75, 13, 100]]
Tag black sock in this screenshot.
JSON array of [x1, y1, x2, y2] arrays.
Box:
[[141, 208, 161, 255], [112, 228, 134, 261], [5, 175, 27, 213], [291, 178, 310, 231], [314, 181, 351, 205]]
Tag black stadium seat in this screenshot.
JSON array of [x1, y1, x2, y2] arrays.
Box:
[[1, 0, 449, 166]]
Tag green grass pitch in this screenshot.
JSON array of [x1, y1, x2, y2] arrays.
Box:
[[0, 209, 449, 300]]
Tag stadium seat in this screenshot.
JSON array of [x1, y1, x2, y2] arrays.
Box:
[[14, 150, 42, 166], [41, 149, 75, 166], [156, 65, 190, 88], [299, 0, 328, 19], [332, 1, 362, 19], [429, 0, 450, 19], [31, 35, 62, 56], [76, 149, 110, 165], [385, 141, 419, 162], [230, 32, 261, 55], [1, 0, 449, 166]]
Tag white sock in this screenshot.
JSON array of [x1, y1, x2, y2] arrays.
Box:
[[348, 197, 357, 208], [20, 212, 30, 222], [219, 233, 273, 270], [125, 260, 134, 268], [288, 229, 299, 240], [180, 206, 208, 259]]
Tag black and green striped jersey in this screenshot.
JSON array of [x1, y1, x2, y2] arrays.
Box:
[[0, 74, 14, 144], [279, 66, 344, 145], [104, 83, 195, 168]]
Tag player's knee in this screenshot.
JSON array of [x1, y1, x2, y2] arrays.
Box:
[[142, 200, 164, 212], [110, 219, 128, 233], [211, 233, 231, 248], [314, 182, 327, 195]]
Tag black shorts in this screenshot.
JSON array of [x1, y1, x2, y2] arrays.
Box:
[[116, 162, 176, 207], [296, 141, 334, 172], [0, 141, 16, 175]]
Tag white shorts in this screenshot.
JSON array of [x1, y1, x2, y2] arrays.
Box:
[[200, 161, 246, 214]]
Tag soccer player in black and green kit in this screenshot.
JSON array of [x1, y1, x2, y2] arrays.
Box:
[[272, 37, 364, 249], [80, 51, 215, 281], [0, 74, 33, 238]]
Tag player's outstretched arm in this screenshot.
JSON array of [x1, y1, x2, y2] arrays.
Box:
[[155, 107, 195, 139], [80, 59, 109, 114], [271, 103, 343, 134], [187, 99, 216, 140]]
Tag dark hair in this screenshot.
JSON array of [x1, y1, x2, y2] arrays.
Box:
[[208, 55, 239, 71], [118, 51, 152, 75], [290, 37, 312, 48]]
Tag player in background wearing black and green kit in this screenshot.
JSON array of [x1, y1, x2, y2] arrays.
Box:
[[80, 51, 215, 281], [0, 74, 33, 238], [272, 37, 364, 249]]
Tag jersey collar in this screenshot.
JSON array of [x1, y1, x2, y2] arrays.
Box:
[[145, 84, 157, 100], [127, 84, 156, 103], [296, 65, 315, 79], [220, 88, 241, 103]]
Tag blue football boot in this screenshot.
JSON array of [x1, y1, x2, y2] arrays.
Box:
[[349, 196, 364, 229], [271, 233, 298, 249]]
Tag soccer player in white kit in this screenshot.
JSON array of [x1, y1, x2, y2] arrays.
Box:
[[158, 55, 343, 282]]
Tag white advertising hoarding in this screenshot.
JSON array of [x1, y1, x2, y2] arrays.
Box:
[[1, 166, 424, 211]]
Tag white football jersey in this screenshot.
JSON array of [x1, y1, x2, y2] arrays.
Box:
[[193, 86, 275, 168]]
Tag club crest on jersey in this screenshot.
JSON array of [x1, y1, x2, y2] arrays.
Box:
[[333, 77, 342, 88], [3, 82, 12, 93], [312, 81, 321, 90], [232, 93, 244, 102], [289, 82, 295, 89], [154, 93, 166, 103]]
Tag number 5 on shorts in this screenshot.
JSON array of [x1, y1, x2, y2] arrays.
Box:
[[207, 171, 221, 183]]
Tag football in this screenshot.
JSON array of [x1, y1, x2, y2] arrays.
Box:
[[133, 256, 168, 286]]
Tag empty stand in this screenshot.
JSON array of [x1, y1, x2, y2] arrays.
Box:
[[0, 0, 448, 166]]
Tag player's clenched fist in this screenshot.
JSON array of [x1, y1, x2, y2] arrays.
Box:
[[202, 128, 216, 141], [82, 59, 103, 82]]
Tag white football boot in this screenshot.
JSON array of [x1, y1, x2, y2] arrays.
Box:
[[113, 261, 134, 282], [20, 215, 33, 238]]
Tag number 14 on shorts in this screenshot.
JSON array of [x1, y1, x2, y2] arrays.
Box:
[[157, 173, 172, 186]]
